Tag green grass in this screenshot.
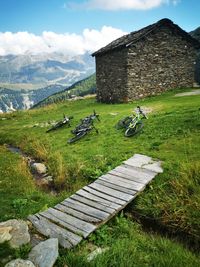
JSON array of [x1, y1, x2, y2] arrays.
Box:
[[0, 88, 200, 265], [56, 214, 200, 267], [0, 145, 65, 221]]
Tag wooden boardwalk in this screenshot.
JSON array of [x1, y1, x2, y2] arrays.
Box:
[[28, 154, 163, 248]]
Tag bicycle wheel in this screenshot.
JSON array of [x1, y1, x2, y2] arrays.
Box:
[[116, 116, 132, 129], [68, 131, 87, 143], [124, 122, 144, 137], [46, 125, 57, 133], [46, 121, 65, 133]]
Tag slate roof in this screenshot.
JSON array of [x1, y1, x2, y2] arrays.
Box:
[[92, 18, 200, 57]]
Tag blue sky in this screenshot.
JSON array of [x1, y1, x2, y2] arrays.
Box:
[[0, 0, 199, 56]]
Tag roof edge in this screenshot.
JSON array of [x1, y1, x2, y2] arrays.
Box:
[[92, 18, 200, 57]]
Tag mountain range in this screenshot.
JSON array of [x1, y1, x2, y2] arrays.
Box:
[[0, 52, 94, 87], [0, 52, 95, 112]]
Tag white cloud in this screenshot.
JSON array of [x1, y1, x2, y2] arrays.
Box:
[[0, 26, 127, 56], [172, 0, 181, 6], [67, 0, 180, 10]]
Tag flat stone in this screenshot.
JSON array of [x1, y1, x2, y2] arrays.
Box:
[[44, 176, 53, 182], [5, 259, 35, 267], [28, 238, 58, 267], [143, 161, 163, 173], [125, 154, 153, 167], [31, 163, 47, 175], [0, 226, 13, 243], [0, 219, 30, 248]]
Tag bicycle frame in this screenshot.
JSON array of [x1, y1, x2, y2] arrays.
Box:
[[68, 111, 99, 143], [128, 110, 143, 129]]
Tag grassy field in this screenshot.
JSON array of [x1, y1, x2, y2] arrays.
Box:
[[0, 88, 200, 265]]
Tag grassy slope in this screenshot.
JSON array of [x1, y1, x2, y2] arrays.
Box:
[[0, 88, 200, 265], [57, 216, 200, 267], [32, 74, 96, 108]]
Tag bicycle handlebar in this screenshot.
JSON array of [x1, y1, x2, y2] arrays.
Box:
[[136, 106, 147, 119]]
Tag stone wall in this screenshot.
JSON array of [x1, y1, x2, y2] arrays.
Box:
[[95, 25, 199, 103], [126, 25, 199, 100], [95, 49, 128, 103]]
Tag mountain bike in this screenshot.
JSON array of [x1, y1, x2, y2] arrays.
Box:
[[46, 114, 73, 133], [116, 106, 147, 137], [68, 111, 100, 143]]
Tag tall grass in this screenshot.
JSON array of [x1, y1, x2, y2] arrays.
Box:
[[47, 151, 66, 189], [56, 216, 200, 267], [0, 145, 62, 221]]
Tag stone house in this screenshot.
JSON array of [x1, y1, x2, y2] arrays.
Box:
[[92, 18, 200, 103]]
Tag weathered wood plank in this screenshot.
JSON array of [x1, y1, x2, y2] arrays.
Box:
[[122, 164, 156, 179], [142, 162, 163, 173], [39, 210, 86, 239], [62, 198, 110, 220], [109, 169, 150, 184], [71, 192, 119, 212], [88, 182, 134, 201], [41, 207, 95, 235], [96, 178, 136, 195], [28, 214, 77, 248], [83, 186, 126, 205], [55, 203, 101, 224], [117, 165, 152, 179], [99, 174, 144, 191], [126, 159, 163, 173], [114, 165, 154, 181]]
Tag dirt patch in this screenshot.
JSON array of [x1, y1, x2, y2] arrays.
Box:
[[175, 89, 200, 97]]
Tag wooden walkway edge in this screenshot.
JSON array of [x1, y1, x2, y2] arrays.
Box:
[[28, 154, 163, 248]]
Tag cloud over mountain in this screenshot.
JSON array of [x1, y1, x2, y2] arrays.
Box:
[[67, 0, 180, 10], [0, 26, 126, 56]]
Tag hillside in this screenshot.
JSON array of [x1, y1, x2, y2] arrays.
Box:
[[0, 88, 200, 265], [0, 84, 65, 112], [190, 26, 200, 42], [32, 74, 96, 108]]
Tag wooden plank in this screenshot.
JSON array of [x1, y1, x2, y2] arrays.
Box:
[[88, 182, 133, 201], [55, 203, 101, 224], [141, 162, 163, 173], [116, 165, 153, 180], [62, 198, 110, 220], [28, 214, 76, 248], [99, 174, 144, 191], [122, 164, 156, 179], [114, 165, 154, 181], [109, 169, 150, 184], [39, 209, 88, 238], [83, 185, 126, 205], [96, 179, 136, 195], [71, 193, 119, 212], [41, 207, 95, 235]]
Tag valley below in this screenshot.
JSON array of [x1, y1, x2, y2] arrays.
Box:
[[0, 52, 95, 112]]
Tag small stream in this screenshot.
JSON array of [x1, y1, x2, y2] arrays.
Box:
[[127, 209, 200, 254], [6, 144, 55, 193]]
